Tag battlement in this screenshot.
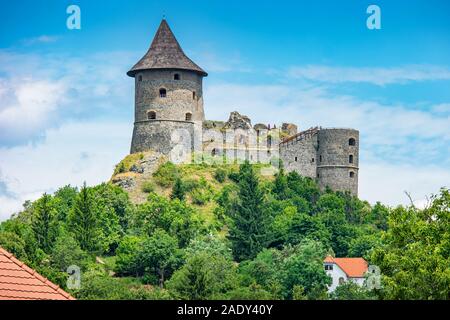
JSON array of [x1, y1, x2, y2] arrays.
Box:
[[280, 127, 319, 146]]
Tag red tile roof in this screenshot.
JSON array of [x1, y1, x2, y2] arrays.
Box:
[[0, 247, 75, 300], [324, 255, 368, 278]]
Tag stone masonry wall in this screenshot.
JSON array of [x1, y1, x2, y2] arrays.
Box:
[[280, 132, 318, 179], [131, 69, 204, 155], [316, 129, 359, 195]]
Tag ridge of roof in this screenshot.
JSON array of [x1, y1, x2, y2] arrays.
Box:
[[127, 19, 207, 77], [0, 246, 75, 300]]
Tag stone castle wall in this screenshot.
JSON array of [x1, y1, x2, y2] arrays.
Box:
[[280, 131, 318, 179], [316, 129, 359, 195]]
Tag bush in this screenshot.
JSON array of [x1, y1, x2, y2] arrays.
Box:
[[153, 162, 179, 187], [114, 153, 144, 175], [228, 170, 240, 183], [214, 168, 227, 183], [141, 181, 155, 193], [182, 179, 200, 192]]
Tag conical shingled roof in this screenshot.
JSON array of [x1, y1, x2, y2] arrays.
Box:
[[127, 19, 207, 77]]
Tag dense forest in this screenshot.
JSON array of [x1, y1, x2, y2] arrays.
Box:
[[0, 160, 448, 300]]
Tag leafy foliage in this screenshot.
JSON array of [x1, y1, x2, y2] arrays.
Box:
[[228, 161, 271, 261], [0, 158, 447, 300]]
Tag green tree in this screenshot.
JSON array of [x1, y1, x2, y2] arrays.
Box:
[[51, 231, 89, 272], [228, 161, 271, 261], [280, 239, 331, 299], [0, 231, 28, 261], [272, 166, 289, 200], [166, 251, 238, 299], [53, 185, 78, 222], [115, 235, 145, 276], [171, 177, 185, 201], [133, 194, 203, 247], [69, 183, 99, 252], [138, 229, 182, 287], [331, 282, 376, 300], [371, 188, 450, 300], [31, 194, 58, 253]]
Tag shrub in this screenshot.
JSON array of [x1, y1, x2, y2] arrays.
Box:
[[228, 170, 240, 183], [191, 189, 211, 205], [214, 168, 227, 183], [153, 162, 179, 187], [141, 181, 155, 193]]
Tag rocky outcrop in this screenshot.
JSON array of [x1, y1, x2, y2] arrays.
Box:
[[223, 111, 252, 130], [111, 151, 166, 203]]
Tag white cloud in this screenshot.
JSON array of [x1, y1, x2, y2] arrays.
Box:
[[288, 65, 450, 85], [360, 162, 449, 206], [22, 35, 60, 45], [0, 79, 68, 144], [0, 50, 135, 146], [0, 120, 132, 221]]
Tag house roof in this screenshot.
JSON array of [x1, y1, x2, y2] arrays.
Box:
[[324, 255, 368, 278], [0, 247, 75, 300], [127, 19, 207, 77]]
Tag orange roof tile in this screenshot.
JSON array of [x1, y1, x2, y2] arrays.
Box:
[[0, 247, 75, 300], [324, 255, 368, 278]]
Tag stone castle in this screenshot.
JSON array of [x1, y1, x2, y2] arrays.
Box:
[[127, 19, 359, 195]]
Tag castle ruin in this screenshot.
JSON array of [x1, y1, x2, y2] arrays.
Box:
[[127, 19, 359, 195]]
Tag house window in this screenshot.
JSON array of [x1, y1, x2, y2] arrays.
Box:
[[339, 277, 345, 285], [317, 173, 320, 178], [185, 112, 192, 121], [349, 138, 356, 146], [320, 155, 322, 162], [349, 154, 354, 164], [211, 148, 217, 156], [295, 157, 298, 162], [311, 158, 315, 163], [148, 111, 156, 120], [325, 264, 333, 271], [159, 88, 167, 98], [349, 171, 355, 178], [193, 91, 196, 100], [174, 73, 180, 80], [138, 75, 142, 82]]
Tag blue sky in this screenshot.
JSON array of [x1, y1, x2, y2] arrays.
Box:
[[0, 0, 449, 219]]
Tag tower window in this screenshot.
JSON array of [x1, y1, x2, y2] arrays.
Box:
[[349, 138, 356, 146], [174, 73, 180, 80], [148, 111, 156, 120], [295, 157, 298, 162], [138, 75, 142, 82], [349, 171, 355, 178], [311, 158, 315, 163], [212, 148, 217, 156], [320, 155, 322, 162], [349, 155, 354, 164], [193, 91, 196, 100], [159, 88, 167, 98], [185, 112, 192, 121]]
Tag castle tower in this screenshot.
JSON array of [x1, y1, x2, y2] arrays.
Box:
[[127, 19, 207, 156], [316, 129, 359, 195]]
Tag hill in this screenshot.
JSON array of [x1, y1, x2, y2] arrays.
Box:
[[0, 155, 448, 300]]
